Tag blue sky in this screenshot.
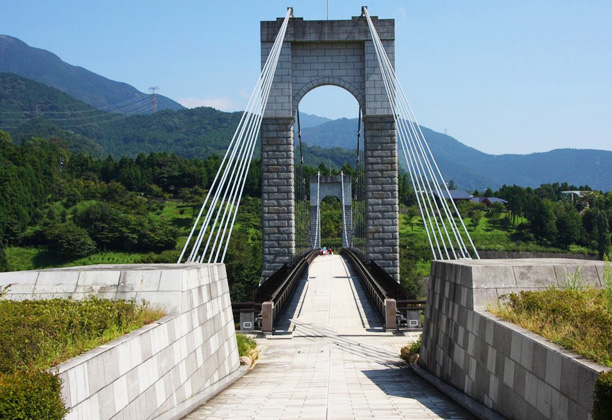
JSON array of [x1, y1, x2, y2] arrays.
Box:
[[2, 1, 611, 155]]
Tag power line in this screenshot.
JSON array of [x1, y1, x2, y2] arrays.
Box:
[[148, 87, 159, 113]]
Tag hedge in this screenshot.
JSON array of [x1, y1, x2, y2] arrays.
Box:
[[593, 371, 612, 420]]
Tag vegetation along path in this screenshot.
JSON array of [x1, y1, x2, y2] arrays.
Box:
[[185, 255, 474, 419]]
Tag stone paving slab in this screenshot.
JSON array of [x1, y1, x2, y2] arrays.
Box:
[[185, 255, 475, 419]]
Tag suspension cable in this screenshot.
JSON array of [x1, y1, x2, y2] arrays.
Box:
[[178, 7, 293, 264], [340, 171, 349, 248], [363, 7, 478, 260]]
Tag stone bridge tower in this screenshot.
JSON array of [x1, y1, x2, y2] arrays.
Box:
[[261, 11, 399, 281]]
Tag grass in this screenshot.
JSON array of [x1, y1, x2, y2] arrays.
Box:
[[491, 284, 612, 367], [0, 297, 165, 372], [0, 297, 165, 418], [5, 247, 149, 271], [236, 333, 257, 358]]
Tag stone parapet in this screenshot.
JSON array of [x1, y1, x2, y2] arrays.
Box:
[[0, 263, 239, 420], [420, 258, 609, 420]]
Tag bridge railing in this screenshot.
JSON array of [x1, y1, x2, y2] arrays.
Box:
[[342, 248, 426, 330], [233, 249, 319, 333], [341, 248, 396, 330], [261, 249, 319, 332]]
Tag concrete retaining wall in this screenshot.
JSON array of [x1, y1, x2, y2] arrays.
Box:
[[421, 258, 610, 420], [0, 263, 239, 419]]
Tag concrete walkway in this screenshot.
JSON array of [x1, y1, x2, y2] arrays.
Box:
[[185, 255, 474, 420]]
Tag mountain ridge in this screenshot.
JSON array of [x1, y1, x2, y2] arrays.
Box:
[[0, 67, 610, 191], [301, 119, 612, 191], [0, 35, 183, 113]]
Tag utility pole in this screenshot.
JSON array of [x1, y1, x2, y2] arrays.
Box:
[[148, 86, 159, 113]]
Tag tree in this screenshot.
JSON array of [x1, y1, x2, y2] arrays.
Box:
[[398, 173, 415, 206], [470, 210, 483, 231], [400, 248, 422, 299], [0, 130, 12, 144], [406, 206, 419, 231], [0, 247, 9, 272], [225, 229, 261, 302], [553, 203, 581, 249], [46, 222, 96, 258], [447, 180, 458, 190], [525, 198, 557, 243], [583, 208, 610, 259]]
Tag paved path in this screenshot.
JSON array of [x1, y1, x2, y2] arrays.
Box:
[[185, 255, 474, 420]]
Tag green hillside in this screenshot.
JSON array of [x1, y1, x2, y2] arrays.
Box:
[[0, 73, 356, 169], [2, 71, 612, 191]]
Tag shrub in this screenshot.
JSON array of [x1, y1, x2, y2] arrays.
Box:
[[400, 335, 422, 364], [0, 371, 68, 420], [46, 222, 97, 257], [593, 371, 612, 420], [236, 333, 257, 358], [493, 289, 612, 367]]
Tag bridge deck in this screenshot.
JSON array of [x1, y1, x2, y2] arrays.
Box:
[[275, 254, 384, 335], [185, 255, 474, 419]]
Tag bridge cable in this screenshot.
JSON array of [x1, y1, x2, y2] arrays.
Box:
[[313, 172, 321, 249], [352, 107, 365, 254], [363, 7, 479, 260], [295, 107, 309, 257], [340, 171, 350, 248], [178, 7, 293, 264]]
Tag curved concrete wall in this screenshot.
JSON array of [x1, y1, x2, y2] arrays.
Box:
[[0, 263, 239, 419]]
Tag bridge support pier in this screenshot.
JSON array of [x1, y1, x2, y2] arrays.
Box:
[[261, 117, 295, 281], [364, 115, 399, 281]]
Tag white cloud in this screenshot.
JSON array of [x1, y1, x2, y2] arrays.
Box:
[[178, 96, 237, 111]]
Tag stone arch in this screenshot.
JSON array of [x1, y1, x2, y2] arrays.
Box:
[[292, 78, 366, 116]]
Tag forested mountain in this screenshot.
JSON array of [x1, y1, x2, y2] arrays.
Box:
[[302, 119, 612, 192], [1, 71, 611, 191], [0, 35, 182, 113], [296, 113, 331, 129], [0, 73, 353, 168]]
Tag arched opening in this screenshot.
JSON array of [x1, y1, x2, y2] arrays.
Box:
[[293, 86, 364, 256], [298, 85, 361, 121], [319, 195, 343, 251]]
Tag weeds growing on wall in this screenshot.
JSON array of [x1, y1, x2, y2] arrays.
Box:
[[492, 287, 612, 368], [603, 254, 612, 311], [0, 298, 164, 418], [236, 333, 257, 358]]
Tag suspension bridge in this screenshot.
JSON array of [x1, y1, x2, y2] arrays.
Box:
[[178, 6, 478, 272], [0, 7, 592, 420], [175, 7, 480, 419]]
